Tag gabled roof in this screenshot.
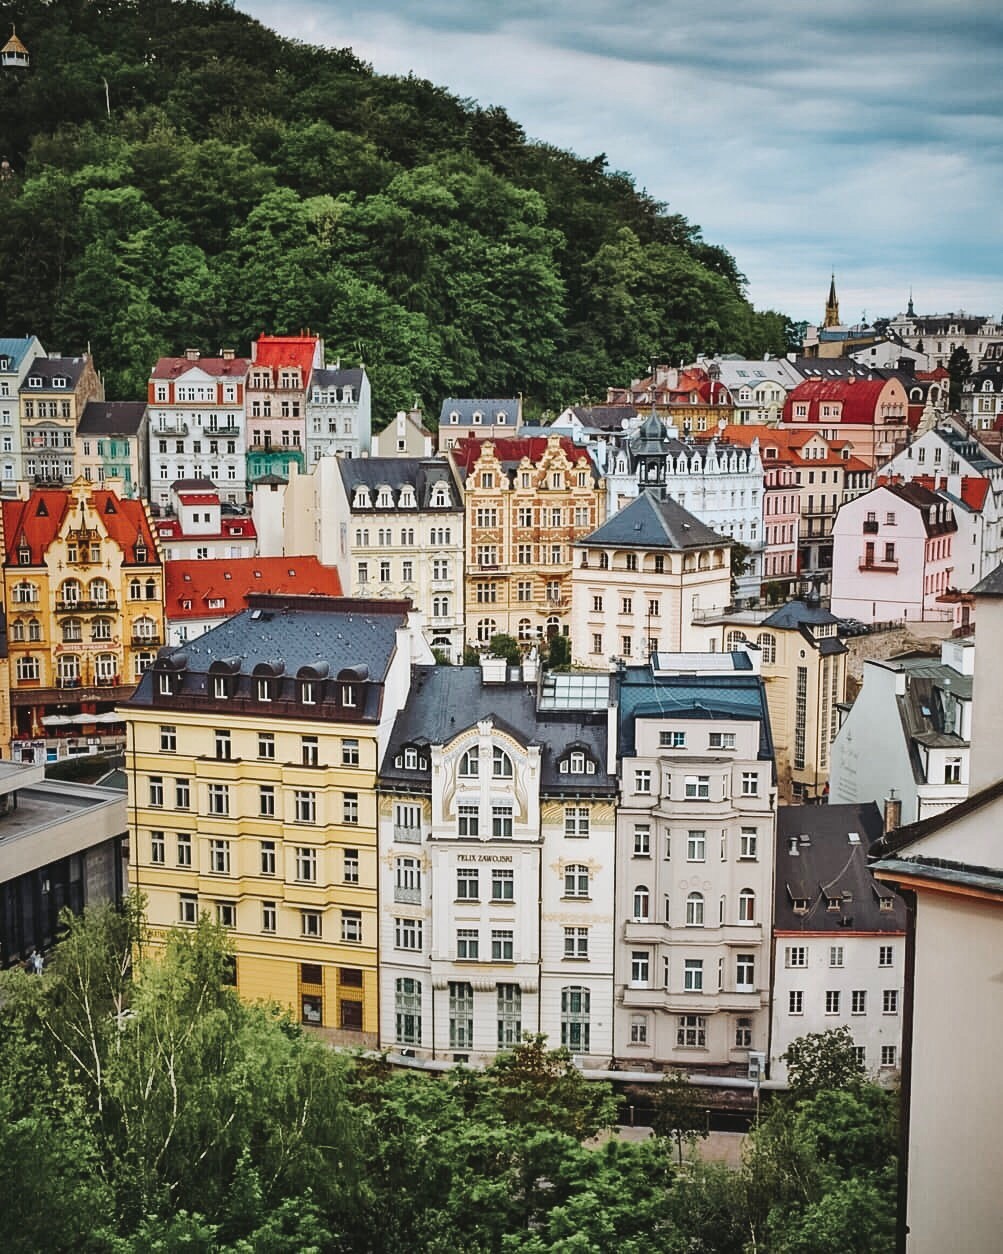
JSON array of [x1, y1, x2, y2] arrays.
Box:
[[439, 398, 520, 426], [165, 557, 342, 620], [761, 599, 840, 629], [156, 515, 255, 542], [0, 337, 40, 373], [774, 803, 905, 933], [150, 355, 249, 380], [783, 377, 893, 425], [449, 435, 596, 480], [578, 489, 726, 551], [77, 401, 147, 436], [970, 560, 1003, 597], [250, 335, 320, 376], [3, 489, 157, 565]]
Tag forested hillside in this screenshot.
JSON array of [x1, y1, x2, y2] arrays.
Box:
[[0, 0, 794, 418]]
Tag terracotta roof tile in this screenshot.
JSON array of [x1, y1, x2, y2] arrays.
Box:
[[165, 556, 342, 619]]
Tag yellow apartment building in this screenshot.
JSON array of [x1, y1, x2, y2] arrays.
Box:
[[124, 594, 431, 1042], [3, 480, 163, 763], [449, 435, 605, 647], [19, 353, 102, 489]]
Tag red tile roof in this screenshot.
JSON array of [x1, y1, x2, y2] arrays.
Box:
[[151, 356, 249, 379], [449, 434, 597, 476], [176, 492, 218, 505], [165, 556, 342, 619], [251, 334, 319, 374], [3, 489, 157, 564], [155, 516, 256, 541], [782, 377, 890, 425], [904, 473, 991, 513]]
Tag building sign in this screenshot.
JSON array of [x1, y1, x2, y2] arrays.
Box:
[[456, 853, 513, 863]]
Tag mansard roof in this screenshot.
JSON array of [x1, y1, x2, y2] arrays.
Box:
[[578, 489, 726, 551]]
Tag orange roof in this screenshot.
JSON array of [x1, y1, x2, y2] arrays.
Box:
[[906, 473, 991, 513], [251, 334, 319, 374], [3, 489, 157, 565], [165, 556, 342, 619]]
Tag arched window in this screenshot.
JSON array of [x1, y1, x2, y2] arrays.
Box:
[[459, 747, 479, 777], [545, 615, 560, 639], [756, 632, 776, 664], [28, 617, 40, 641], [129, 578, 142, 599], [632, 885, 650, 920], [564, 864, 589, 897], [738, 889, 756, 923], [13, 581, 37, 604], [133, 616, 156, 640], [476, 617, 496, 642], [517, 618, 533, 640], [91, 617, 112, 641], [686, 892, 704, 927], [59, 578, 81, 605], [58, 654, 80, 684], [61, 617, 82, 643], [432, 596, 450, 618], [726, 630, 747, 650], [492, 747, 513, 778], [89, 577, 110, 604], [95, 653, 117, 682], [598, 552, 609, 569], [11, 619, 25, 642]]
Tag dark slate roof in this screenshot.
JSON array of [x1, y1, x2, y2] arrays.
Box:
[[311, 367, 364, 390], [774, 803, 906, 933], [21, 355, 89, 389], [380, 666, 616, 796], [761, 599, 839, 629], [932, 424, 1001, 473], [616, 666, 774, 762], [971, 561, 1003, 597], [172, 477, 217, 493], [77, 401, 147, 436], [568, 405, 638, 432], [880, 482, 957, 536], [629, 412, 669, 456], [439, 398, 520, 425], [129, 597, 408, 720], [578, 489, 727, 551], [337, 457, 462, 510]]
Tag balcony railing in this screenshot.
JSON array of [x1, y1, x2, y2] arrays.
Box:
[[55, 599, 118, 613], [859, 557, 899, 572], [157, 421, 189, 435], [394, 825, 422, 844], [94, 674, 120, 687], [131, 633, 162, 647], [862, 519, 879, 534], [393, 886, 422, 905], [57, 677, 81, 688]]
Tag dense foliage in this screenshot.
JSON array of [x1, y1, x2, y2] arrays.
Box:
[[0, 0, 795, 418], [0, 900, 898, 1251]]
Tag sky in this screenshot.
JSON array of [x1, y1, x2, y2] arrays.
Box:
[[240, 0, 1003, 326]]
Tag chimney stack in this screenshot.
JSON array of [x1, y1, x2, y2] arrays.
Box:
[[884, 789, 902, 836]]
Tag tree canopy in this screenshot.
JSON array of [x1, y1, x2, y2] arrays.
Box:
[[0, 0, 794, 420]]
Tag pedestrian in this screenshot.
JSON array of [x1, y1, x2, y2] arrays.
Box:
[[30, 949, 43, 975]]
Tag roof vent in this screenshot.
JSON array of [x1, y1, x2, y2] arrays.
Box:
[[788, 836, 799, 855], [847, 831, 860, 845]]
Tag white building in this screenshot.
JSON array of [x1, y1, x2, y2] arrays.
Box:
[[570, 489, 732, 666], [377, 661, 617, 1066], [829, 637, 973, 826], [0, 335, 46, 492], [770, 803, 906, 1083], [961, 345, 1003, 430], [701, 357, 802, 426], [614, 652, 776, 1071], [885, 307, 1003, 371], [305, 365, 371, 464], [147, 350, 249, 507]]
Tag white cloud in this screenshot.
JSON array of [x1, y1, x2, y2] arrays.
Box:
[[239, 0, 1003, 323]]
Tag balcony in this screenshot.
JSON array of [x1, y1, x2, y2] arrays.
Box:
[[94, 674, 121, 688], [862, 519, 879, 534], [394, 825, 422, 844], [57, 677, 81, 689], [205, 423, 240, 436], [859, 557, 898, 572], [131, 632, 163, 647], [157, 420, 189, 436], [394, 886, 422, 905], [55, 599, 118, 613], [32, 474, 65, 488]]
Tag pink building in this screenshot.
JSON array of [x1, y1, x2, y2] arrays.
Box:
[[830, 482, 957, 624], [718, 424, 800, 593], [782, 375, 909, 468]]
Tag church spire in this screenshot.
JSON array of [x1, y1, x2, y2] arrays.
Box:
[[907, 287, 915, 318], [824, 273, 840, 328]]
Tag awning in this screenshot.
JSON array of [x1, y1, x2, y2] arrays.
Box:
[[88, 711, 125, 725], [41, 714, 74, 727]]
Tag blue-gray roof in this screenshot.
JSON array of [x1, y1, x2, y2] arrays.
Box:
[[381, 666, 615, 796], [579, 489, 727, 551], [0, 337, 39, 372], [312, 367, 364, 390], [617, 666, 774, 762], [439, 398, 520, 426], [761, 599, 839, 629], [337, 457, 462, 510]]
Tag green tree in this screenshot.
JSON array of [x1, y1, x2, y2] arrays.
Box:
[[650, 1071, 710, 1166], [729, 541, 751, 597], [781, 1026, 866, 1101], [546, 633, 572, 670], [488, 632, 523, 667]]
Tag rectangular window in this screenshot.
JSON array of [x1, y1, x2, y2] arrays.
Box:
[[179, 893, 198, 925], [684, 959, 703, 992], [676, 1014, 706, 1047], [883, 989, 899, 1014], [208, 784, 229, 816], [491, 805, 513, 839], [176, 833, 192, 868], [301, 911, 322, 939], [343, 792, 359, 825], [258, 733, 275, 760], [740, 828, 758, 859], [491, 929, 514, 961], [497, 984, 522, 1048], [491, 869, 514, 901], [457, 929, 479, 960], [150, 831, 165, 864], [685, 775, 710, 799], [633, 825, 651, 856], [741, 771, 759, 796], [631, 951, 650, 985], [260, 841, 276, 875], [564, 805, 589, 837], [394, 917, 423, 951], [458, 805, 479, 837], [829, 946, 844, 968], [736, 954, 755, 990], [149, 776, 164, 807], [456, 868, 479, 899], [259, 785, 275, 817], [216, 902, 236, 929], [825, 991, 841, 1015], [262, 901, 276, 933], [708, 731, 736, 750], [209, 839, 231, 875], [174, 778, 190, 809], [563, 927, 588, 958], [395, 977, 422, 1046], [341, 911, 362, 943], [343, 848, 360, 884], [342, 738, 360, 766], [449, 981, 474, 1050], [160, 726, 177, 752], [301, 736, 319, 767], [786, 946, 808, 968], [295, 847, 317, 882], [879, 945, 894, 968], [634, 769, 651, 795], [215, 729, 231, 760], [295, 791, 317, 824], [881, 1045, 897, 1068], [852, 990, 867, 1015], [789, 990, 804, 1015]]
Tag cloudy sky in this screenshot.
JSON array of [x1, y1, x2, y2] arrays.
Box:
[[240, 0, 1003, 325]]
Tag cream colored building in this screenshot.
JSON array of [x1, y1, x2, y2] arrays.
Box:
[[570, 489, 731, 665], [125, 595, 432, 1041], [377, 660, 617, 1066], [372, 408, 434, 458]]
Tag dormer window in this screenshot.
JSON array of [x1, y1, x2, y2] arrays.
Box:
[[342, 683, 356, 707], [496, 412, 507, 424], [377, 487, 394, 508], [432, 488, 449, 507], [353, 485, 371, 508], [472, 411, 482, 425], [257, 678, 271, 702], [51, 376, 67, 388], [399, 486, 416, 508], [301, 681, 315, 705], [27, 376, 42, 388], [449, 411, 459, 424], [17, 545, 30, 565]]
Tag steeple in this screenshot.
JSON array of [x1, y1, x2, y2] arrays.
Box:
[[823, 273, 840, 328], [907, 288, 915, 318]]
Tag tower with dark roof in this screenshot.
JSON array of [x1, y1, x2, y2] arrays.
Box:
[[824, 273, 841, 329]]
